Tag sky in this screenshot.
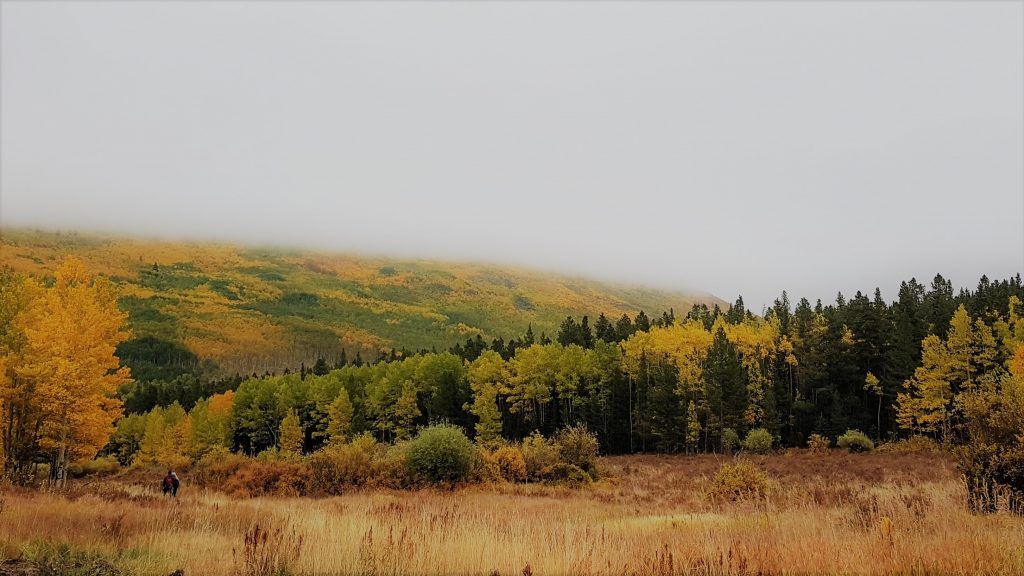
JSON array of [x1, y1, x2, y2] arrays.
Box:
[[1, 1, 1022, 310]]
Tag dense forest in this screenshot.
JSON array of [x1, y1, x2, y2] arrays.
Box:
[[107, 272, 1024, 460]]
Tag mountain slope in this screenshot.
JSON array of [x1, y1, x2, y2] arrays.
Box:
[[0, 228, 722, 373]]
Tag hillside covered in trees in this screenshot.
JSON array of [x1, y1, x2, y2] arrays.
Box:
[[108, 270, 1023, 456], [2, 246, 1023, 505], [0, 228, 718, 373]]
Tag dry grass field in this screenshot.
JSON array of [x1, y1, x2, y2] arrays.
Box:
[[1, 451, 1022, 576]]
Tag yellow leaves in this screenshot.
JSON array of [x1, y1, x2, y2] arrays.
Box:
[[2, 258, 133, 475], [864, 372, 881, 395], [279, 410, 303, 456], [622, 317, 790, 394], [208, 390, 235, 416], [622, 321, 713, 386]]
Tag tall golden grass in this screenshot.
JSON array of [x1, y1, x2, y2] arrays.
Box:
[[1, 452, 1022, 575]]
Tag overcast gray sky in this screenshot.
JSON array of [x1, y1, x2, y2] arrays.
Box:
[[2, 1, 1022, 310]]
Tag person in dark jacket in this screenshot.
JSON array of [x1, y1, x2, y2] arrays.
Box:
[[162, 470, 174, 496], [170, 471, 180, 497]]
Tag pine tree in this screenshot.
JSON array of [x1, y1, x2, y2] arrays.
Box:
[[558, 316, 581, 346], [580, 316, 595, 349], [594, 313, 617, 343], [615, 314, 635, 340], [312, 357, 329, 376], [635, 311, 651, 333]]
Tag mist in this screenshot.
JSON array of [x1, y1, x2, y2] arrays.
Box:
[[2, 1, 1021, 310]]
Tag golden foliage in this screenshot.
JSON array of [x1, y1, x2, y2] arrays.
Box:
[[1, 259, 131, 483]]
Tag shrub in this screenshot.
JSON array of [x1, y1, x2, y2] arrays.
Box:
[[539, 463, 591, 487], [742, 428, 773, 454], [374, 442, 413, 489], [876, 436, 941, 454], [68, 456, 120, 478], [492, 446, 527, 482], [721, 428, 740, 454], [468, 447, 501, 483], [405, 424, 475, 484], [837, 429, 874, 453], [191, 448, 248, 487], [554, 424, 599, 474], [306, 434, 378, 495], [807, 433, 831, 454], [707, 461, 769, 501], [521, 432, 560, 480], [221, 460, 310, 497]]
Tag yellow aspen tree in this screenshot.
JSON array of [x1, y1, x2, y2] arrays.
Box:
[[0, 271, 43, 480], [466, 350, 508, 448], [392, 381, 421, 440], [326, 388, 354, 443], [897, 335, 952, 437], [135, 407, 166, 465], [14, 259, 131, 486], [278, 409, 303, 457]]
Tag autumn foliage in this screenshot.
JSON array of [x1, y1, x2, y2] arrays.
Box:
[[0, 259, 131, 485]]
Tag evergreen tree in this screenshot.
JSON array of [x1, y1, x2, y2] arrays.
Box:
[[615, 314, 635, 340], [312, 356, 329, 376], [580, 316, 595, 349], [634, 311, 651, 333], [558, 316, 581, 347], [594, 313, 617, 342]]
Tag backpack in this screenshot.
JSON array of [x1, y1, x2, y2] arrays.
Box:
[[163, 476, 173, 488]]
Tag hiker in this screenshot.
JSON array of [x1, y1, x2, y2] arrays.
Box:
[[162, 470, 174, 496], [170, 470, 180, 497]]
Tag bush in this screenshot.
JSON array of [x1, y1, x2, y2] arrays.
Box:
[[876, 436, 941, 454], [837, 429, 874, 453], [707, 461, 769, 501], [742, 428, 773, 454], [221, 460, 311, 497], [807, 433, 831, 454], [539, 463, 591, 487], [405, 424, 475, 484], [468, 447, 501, 483], [492, 446, 527, 483], [306, 434, 378, 494], [191, 448, 248, 487], [721, 428, 740, 454], [554, 424, 599, 474], [374, 442, 413, 489], [521, 432, 560, 480], [68, 456, 121, 478]]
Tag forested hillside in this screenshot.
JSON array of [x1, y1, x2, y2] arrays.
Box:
[[2, 236, 1022, 506], [109, 271, 1024, 458], [0, 228, 717, 373]]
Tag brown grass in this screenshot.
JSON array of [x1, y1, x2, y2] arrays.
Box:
[[1, 451, 1022, 575]]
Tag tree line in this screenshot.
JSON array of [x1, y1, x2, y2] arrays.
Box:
[[105, 273, 1024, 461], [3, 260, 1023, 504]]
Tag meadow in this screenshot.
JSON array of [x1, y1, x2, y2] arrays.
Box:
[[2, 451, 1022, 576]]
